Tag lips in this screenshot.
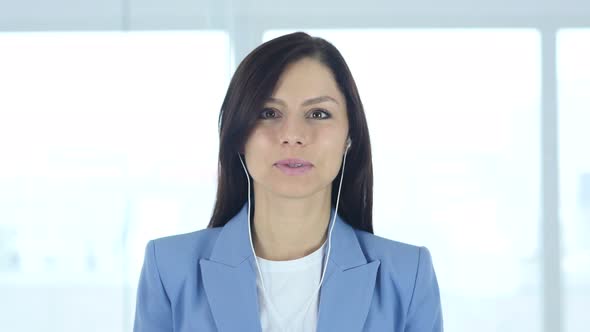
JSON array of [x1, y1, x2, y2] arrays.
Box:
[[274, 158, 314, 176], [274, 158, 313, 167]]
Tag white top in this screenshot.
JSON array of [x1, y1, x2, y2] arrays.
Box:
[[255, 240, 327, 332]]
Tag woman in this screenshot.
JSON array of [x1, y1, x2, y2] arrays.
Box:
[[134, 32, 443, 332]]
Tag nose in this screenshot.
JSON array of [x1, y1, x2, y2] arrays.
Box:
[[282, 137, 303, 147], [279, 116, 307, 147]]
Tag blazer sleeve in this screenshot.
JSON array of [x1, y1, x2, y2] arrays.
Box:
[[405, 246, 444, 332], [134, 240, 173, 332]]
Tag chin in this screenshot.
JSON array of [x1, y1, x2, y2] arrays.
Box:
[[274, 181, 330, 199]]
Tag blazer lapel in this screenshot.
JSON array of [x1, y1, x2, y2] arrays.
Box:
[[200, 202, 380, 332], [200, 203, 262, 332], [316, 215, 381, 332]]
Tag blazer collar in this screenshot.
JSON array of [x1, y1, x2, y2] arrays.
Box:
[[199, 202, 380, 332], [208, 202, 368, 269]]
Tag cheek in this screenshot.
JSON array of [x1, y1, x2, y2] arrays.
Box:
[[244, 131, 264, 155], [244, 135, 273, 175], [246, 128, 273, 148], [320, 145, 345, 177]]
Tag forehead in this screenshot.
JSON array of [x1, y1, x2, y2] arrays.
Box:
[[271, 58, 344, 101]]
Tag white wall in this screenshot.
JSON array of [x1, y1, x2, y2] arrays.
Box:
[[1, 0, 590, 31]]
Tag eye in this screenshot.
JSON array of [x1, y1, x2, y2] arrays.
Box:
[[259, 108, 279, 119], [309, 109, 331, 119]]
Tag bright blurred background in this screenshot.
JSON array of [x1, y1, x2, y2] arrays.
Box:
[[0, 1, 588, 331]]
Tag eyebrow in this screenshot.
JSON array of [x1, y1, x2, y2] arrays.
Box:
[[266, 95, 340, 107]]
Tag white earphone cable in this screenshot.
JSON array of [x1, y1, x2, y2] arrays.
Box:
[[238, 140, 350, 331]]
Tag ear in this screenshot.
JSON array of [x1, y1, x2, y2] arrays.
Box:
[[345, 137, 352, 150]]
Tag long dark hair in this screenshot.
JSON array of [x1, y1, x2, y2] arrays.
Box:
[[207, 31, 374, 234]]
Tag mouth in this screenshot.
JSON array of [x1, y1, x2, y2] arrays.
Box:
[[274, 158, 314, 167], [274, 163, 313, 175], [273, 158, 314, 176]]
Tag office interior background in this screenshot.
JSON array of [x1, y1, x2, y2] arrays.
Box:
[[0, 0, 588, 331]]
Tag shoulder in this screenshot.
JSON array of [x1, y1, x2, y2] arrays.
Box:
[[148, 227, 222, 274], [152, 227, 222, 252], [353, 228, 437, 294], [352, 230, 443, 329], [353, 228, 426, 265]]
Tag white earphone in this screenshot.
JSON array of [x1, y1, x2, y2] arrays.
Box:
[[346, 137, 352, 151]]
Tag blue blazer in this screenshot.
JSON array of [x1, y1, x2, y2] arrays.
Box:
[[134, 202, 444, 331]]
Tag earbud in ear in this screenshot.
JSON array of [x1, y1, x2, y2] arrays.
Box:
[[346, 137, 352, 150]]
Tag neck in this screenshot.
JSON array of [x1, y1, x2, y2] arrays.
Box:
[[250, 186, 332, 261]]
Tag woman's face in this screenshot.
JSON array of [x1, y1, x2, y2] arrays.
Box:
[[243, 57, 349, 199]]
